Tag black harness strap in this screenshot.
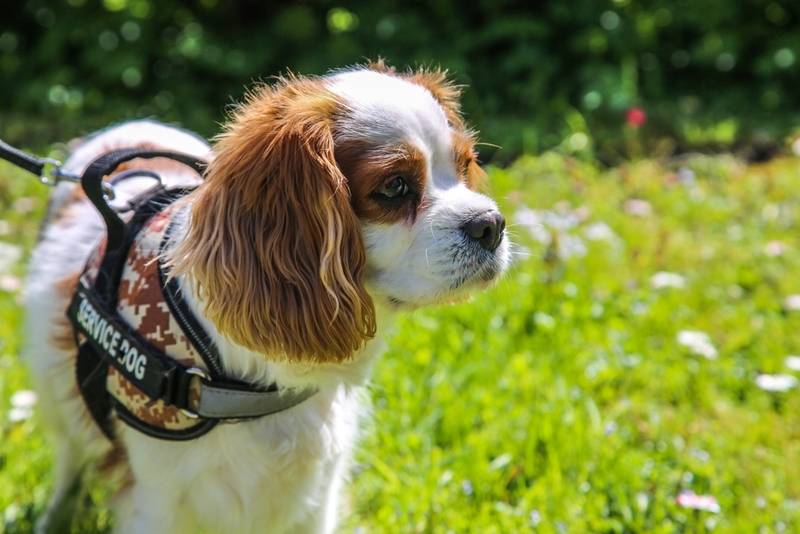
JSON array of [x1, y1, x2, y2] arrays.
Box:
[[80, 149, 205, 257], [157, 215, 224, 379]]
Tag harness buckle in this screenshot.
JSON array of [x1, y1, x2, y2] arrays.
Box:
[[179, 367, 210, 419], [40, 162, 116, 200]]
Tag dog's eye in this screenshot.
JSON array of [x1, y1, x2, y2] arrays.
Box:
[[377, 175, 411, 199]]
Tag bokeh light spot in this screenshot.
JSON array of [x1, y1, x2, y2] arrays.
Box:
[[765, 3, 788, 25], [715, 52, 735, 72], [328, 8, 359, 34], [0, 32, 18, 53], [121, 67, 142, 88], [103, 0, 127, 12], [600, 11, 620, 31], [583, 91, 603, 110], [98, 30, 119, 51], [48, 85, 68, 105], [568, 132, 589, 151], [121, 21, 141, 42], [671, 50, 690, 68], [376, 17, 397, 39], [774, 48, 795, 69]]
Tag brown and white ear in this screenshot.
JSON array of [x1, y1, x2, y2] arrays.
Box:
[[170, 76, 375, 362]]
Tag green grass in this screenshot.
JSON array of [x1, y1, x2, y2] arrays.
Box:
[[2, 153, 800, 532]]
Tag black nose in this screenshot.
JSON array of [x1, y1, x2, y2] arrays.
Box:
[[462, 210, 506, 251]]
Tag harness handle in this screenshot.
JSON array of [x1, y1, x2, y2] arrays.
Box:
[[81, 149, 206, 252]]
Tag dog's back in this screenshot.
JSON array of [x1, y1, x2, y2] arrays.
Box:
[[22, 120, 211, 532]]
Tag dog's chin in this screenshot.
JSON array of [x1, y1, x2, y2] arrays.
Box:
[[376, 258, 505, 311]]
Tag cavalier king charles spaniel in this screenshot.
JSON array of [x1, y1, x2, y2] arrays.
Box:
[[23, 63, 509, 533]]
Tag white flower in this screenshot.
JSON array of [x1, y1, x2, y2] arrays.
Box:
[[636, 492, 650, 511], [529, 510, 542, 527], [676, 491, 720, 513], [624, 199, 652, 217], [584, 222, 617, 242], [11, 390, 37, 409], [756, 374, 798, 392], [677, 330, 718, 359], [792, 137, 800, 157], [514, 206, 592, 260], [0, 275, 21, 292], [489, 453, 513, 470], [513, 208, 551, 244], [542, 209, 581, 231], [8, 391, 37, 423], [558, 234, 587, 259], [8, 407, 33, 422], [534, 312, 556, 330], [762, 204, 780, 221], [785, 295, 800, 311], [677, 167, 696, 185], [12, 197, 35, 214], [764, 241, 787, 257], [785, 356, 800, 372], [0, 242, 21, 274], [651, 271, 686, 289]]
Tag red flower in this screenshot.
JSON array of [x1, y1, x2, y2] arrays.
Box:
[[626, 107, 647, 128]]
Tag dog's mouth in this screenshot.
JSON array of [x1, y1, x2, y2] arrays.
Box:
[[380, 255, 504, 310], [449, 255, 503, 292]]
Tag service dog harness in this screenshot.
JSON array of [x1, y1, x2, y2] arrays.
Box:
[[0, 142, 315, 440]]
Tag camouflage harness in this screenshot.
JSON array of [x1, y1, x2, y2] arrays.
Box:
[[67, 149, 316, 441]]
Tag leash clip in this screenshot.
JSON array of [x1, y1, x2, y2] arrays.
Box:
[[38, 157, 68, 186], [42, 161, 116, 200]]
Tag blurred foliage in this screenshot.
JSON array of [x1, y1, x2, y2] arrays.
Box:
[[2, 0, 800, 161]]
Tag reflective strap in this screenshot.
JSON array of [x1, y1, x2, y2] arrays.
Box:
[[194, 382, 317, 419]]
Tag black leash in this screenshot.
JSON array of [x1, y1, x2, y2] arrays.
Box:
[[0, 137, 116, 198], [0, 138, 77, 185]]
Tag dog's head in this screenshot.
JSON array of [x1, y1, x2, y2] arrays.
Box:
[[172, 64, 509, 362]]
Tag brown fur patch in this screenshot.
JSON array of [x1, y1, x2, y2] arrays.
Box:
[[366, 61, 486, 190], [453, 131, 486, 190], [51, 271, 81, 351], [367, 61, 465, 130], [403, 69, 465, 131], [98, 441, 134, 500], [336, 140, 426, 224], [169, 75, 376, 363]]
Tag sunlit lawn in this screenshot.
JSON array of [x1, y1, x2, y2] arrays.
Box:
[[2, 152, 800, 532]]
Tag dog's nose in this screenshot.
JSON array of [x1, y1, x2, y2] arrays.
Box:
[[462, 210, 505, 251]]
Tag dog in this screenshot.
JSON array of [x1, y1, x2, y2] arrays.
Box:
[[23, 63, 509, 533]]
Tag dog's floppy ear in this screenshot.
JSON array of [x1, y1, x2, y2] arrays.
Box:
[[171, 76, 375, 362]]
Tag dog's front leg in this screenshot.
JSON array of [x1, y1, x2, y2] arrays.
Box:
[[113, 483, 193, 534], [288, 453, 351, 534], [35, 441, 85, 534]]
